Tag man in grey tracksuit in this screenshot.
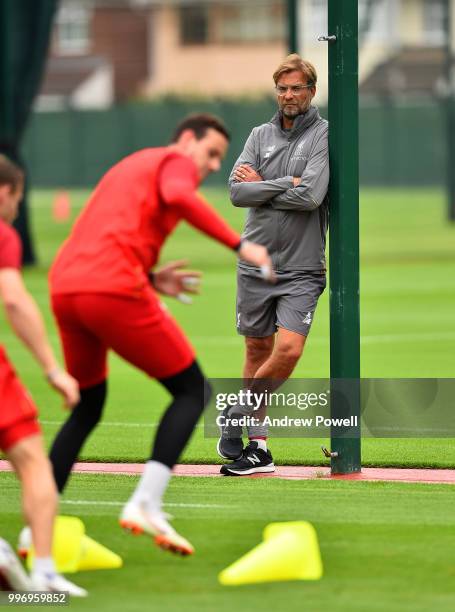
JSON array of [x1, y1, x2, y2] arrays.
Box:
[[218, 54, 329, 476]]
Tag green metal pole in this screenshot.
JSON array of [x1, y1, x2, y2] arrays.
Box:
[[444, 0, 455, 222], [328, 0, 361, 474], [287, 0, 298, 53]]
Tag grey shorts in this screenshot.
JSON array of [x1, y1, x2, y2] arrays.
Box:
[[236, 267, 326, 337]]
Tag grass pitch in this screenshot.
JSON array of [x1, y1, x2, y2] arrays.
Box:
[[1, 188, 454, 608], [1, 472, 454, 611], [1, 187, 455, 467]]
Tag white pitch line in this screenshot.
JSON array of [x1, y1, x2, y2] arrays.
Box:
[[192, 331, 455, 346], [5, 333, 455, 362], [41, 421, 203, 428], [192, 336, 242, 345], [361, 331, 455, 344], [40, 420, 159, 428], [60, 500, 226, 509]]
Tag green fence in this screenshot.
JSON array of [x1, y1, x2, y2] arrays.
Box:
[[22, 98, 446, 188]]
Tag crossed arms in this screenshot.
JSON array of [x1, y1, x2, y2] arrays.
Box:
[[229, 126, 329, 212]]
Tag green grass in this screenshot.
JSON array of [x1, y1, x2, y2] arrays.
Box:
[[1, 187, 455, 466], [2, 187, 454, 609], [1, 472, 454, 611]]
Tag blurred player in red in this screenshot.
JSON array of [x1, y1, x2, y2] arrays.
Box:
[[47, 114, 274, 555], [0, 155, 86, 595]]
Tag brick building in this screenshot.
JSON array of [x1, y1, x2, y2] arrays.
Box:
[[37, 0, 453, 109]]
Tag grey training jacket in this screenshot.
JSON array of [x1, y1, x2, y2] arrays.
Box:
[[229, 106, 329, 272]]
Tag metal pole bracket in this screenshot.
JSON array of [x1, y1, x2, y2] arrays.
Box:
[[321, 446, 339, 459]]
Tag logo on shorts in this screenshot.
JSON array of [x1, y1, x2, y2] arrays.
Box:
[[303, 312, 312, 325], [237, 312, 241, 328]]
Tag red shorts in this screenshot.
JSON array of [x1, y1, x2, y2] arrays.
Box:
[[51, 289, 196, 388], [0, 346, 40, 452]]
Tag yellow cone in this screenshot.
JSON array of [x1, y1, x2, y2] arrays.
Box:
[[27, 516, 122, 573], [219, 521, 323, 586], [77, 535, 123, 571], [27, 516, 84, 573]]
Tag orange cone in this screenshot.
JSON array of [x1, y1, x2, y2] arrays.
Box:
[[52, 191, 71, 222]]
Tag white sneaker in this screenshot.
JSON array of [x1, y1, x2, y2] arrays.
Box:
[[119, 502, 194, 556], [0, 538, 32, 591], [17, 527, 31, 560], [30, 572, 87, 597]]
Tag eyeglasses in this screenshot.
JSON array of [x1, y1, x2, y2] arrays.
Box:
[[275, 84, 313, 95]]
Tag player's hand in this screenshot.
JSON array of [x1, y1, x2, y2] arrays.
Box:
[[46, 368, 80, 409], [293, 177, 302, 186], [151, 260, 202, 304], [234, 165, 263, 183], [238, 241, 276, 283]]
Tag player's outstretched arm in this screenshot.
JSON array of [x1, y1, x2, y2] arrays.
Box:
[[0, 268, 80, 407], [160, 157, 275, 282]]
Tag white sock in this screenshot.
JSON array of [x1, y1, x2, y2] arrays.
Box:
[[129, 460, 171, 513], [32, 556, 56, 576], [250, 438, 267, 452]]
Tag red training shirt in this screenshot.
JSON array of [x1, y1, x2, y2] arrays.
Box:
[[0, 220, 22, 271], [50, 149, 240, 297]]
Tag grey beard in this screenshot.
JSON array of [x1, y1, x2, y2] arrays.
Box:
[[282, 108, 300, 119], [282, 103, 311, 119]]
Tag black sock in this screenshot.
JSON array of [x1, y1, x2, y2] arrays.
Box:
[[49, 381, 107, 493], [152, 361, 211, 468]]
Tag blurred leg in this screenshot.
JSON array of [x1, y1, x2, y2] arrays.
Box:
[[49, 382, 107, 493], [7, 435, 57, 558]]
